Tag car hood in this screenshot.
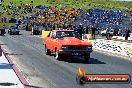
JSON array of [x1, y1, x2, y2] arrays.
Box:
[[56, 37, 92, 46]]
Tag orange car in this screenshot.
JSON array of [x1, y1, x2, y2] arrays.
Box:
[[43, 30, 92, 62]]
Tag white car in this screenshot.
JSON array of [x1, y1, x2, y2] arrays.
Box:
[[101, 30, 107, 36], [101, 29, 114, 36]]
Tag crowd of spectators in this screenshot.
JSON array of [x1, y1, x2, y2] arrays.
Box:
[[30, 6, 82, 29], [22, 6, 85, 38], [19, 6, 132, 40], [0, 0, 131, 40], [0, 0, 33, 23], [83, 8, 132, 40], [84, 8, 127, 29]]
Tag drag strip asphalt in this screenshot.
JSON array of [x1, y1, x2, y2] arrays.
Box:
[[0, 30, 132, 88]]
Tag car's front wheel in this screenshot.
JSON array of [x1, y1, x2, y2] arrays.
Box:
[[55, 49, 62, 60], [45, 46, 51, 55]]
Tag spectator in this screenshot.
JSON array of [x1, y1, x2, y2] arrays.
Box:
[[78, 24, 83, 39], [85, 26, 89, 34], [114, 29, 119, 36], [26, 23, 28, 31], [106, 27, 111, 40], [91, 25, 96, 39], [3, 24, 5, 29], [53, 24, 56, 30], [125, 29, 131, 40], [73, 25, 79, 39]]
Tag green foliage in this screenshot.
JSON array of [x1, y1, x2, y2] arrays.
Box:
[[1, 0, 132, 10], [0, 0, 131, 18]]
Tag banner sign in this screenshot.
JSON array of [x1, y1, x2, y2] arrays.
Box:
[[92, 39, 132, 58], [76, 67, 131, 85]]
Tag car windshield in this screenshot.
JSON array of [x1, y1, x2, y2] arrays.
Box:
[[56, 31, 75, 38]]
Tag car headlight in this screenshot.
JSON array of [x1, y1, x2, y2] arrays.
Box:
[[87, 46, 92, 50], [62, 46, 68, 50]]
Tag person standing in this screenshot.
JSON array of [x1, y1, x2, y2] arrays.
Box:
[[106, 27, 111, 40], [3, 24, 5, 29], [91, 25, 96, 39], [31, 21, 35, 35], [26, 22, 28, 31], [78, 24, 83, 39], [125, 29, 131, 40], [73, 25, 78, 38]]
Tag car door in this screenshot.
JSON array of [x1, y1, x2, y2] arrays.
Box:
[[49, 32, 57, 52], [45, 32, 56, 52], [45, 32, 52, 49]]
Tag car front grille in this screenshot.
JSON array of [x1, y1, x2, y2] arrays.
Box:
[[68, 46, 87, 50]]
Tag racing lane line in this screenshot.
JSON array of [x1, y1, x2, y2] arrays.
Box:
[[1, 47, 31, 88]]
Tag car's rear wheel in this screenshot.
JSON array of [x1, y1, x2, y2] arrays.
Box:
[[55, 49, 62, 60], [45, 46, 51, 55], [83, 54, 90, 62]]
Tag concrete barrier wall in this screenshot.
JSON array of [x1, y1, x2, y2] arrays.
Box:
[[91, 39, 132, 58], [112, 36, 132, 40]]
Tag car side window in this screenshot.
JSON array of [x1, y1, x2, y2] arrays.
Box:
[[49, 32, 56, 39], [56, 32, 63, 38], [51, 32, 56, 39]]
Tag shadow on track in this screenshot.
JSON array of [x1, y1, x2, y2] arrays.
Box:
[[60, 56, 106, 64], [89, 58, 106, 64]]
